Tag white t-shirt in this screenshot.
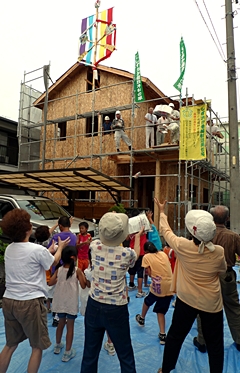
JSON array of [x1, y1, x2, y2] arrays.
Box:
[[4, 242, 55, 300], [89, 240, 137, 305], [145, 112, 157, 127], [52, 266, 79, 315]]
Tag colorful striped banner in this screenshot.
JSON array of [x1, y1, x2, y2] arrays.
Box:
[[78, 8, 116, 67]]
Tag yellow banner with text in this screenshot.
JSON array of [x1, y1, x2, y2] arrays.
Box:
[[179, 104, 207, 160]]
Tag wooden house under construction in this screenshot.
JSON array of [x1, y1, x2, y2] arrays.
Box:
[[13, 62, 230, 233]]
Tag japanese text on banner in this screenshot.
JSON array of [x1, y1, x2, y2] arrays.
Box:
[[134, 52, 145, 103], [179, 104, 206, 160]]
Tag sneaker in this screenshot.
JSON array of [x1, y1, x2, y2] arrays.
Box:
[[104, 341, 116, 356], [135, 314, 145, 327], [52, 318, 59, 327], [136, 291, 146, 298], [193, 337, 207, 353], [61, 348, 76, 362], [158, 333, 166, 345], [54, 342, 64, 354], [128, 284, 137, 291]]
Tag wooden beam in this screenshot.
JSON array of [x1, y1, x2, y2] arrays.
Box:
[[108, 148, 179, 164]]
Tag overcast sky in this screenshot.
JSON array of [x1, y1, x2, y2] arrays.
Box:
[[1, 0, 240, 122]]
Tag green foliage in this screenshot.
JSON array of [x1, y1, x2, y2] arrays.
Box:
[[108, 203, 126, 214], [0, 228, 8, 264]]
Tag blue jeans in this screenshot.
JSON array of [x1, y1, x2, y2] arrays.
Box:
[[80, 297, 136, 373]]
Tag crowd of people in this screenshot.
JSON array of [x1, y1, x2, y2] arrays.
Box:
[[0, 201, 239, 373]]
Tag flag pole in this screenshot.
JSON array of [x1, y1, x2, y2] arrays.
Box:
[[90, 1, 100, 168]]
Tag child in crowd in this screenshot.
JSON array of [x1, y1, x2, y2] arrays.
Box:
[[163, 242, 176, 273], [146, 210, 162, 251], [163, 242, 177, 307], [48, 216, 77, 326], [35, 225, 60, 322], [144, 209, 163, 287], [128, 209, 147, 298], [136, 241, 173, 344], [76, 222, 92, 271], [48, 246, 86, 362], [35, 223, 59, 247]]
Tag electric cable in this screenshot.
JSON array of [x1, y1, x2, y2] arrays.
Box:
[[194, 0, 226, 62], [202, 0, 226, 60]]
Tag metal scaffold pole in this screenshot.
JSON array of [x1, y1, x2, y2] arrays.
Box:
[[42, 65, 50, 170], [225, 0, 240, 233]]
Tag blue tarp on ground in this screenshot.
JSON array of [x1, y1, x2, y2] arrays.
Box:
[[0, 269, 240, 373]]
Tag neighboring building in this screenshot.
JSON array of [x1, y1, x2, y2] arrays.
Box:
[[0, 117, 18, 170], [212, 120, 240, 207], [13, 62, 229, 231], [0, 116, 19, 193]]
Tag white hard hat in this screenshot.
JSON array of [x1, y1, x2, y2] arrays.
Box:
[[116, 110, 121, 114], [104, 116, 110, 120], [169, 103, 175, 108]]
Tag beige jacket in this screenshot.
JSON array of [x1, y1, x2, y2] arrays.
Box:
[[160, 213, 227, 313]]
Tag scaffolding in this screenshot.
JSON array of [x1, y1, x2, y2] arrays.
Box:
[[17, 64, 231, 235]]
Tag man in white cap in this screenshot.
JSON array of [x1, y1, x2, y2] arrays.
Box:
[[80, 212, 143, 373], [154, 198, 227, 373], [111, 111, 132, 152], [167, 103, 180, 145], [102, 115, 112, 135]]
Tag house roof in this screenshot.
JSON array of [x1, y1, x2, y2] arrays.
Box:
[[0, 167, 132, 194], [33, 62, 171, 109]]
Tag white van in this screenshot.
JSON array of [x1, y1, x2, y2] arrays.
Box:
[[0, 195, 98, 242]]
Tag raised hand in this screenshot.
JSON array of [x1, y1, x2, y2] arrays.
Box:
[[136, 226, 145, 236], [57, 236, 71, 249], [154, 198, 167, 214]]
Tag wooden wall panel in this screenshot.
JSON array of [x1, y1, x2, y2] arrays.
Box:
[[38, 67, 214, 230]]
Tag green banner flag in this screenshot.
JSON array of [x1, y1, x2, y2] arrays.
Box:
[[134, 52, 145, 102], [173, 37, 186, 93]]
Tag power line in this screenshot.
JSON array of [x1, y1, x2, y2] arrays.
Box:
[[202, 0, 226, 60], [194, 0, 226, 62]]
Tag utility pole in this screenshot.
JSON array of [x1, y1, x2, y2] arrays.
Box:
[[225, 0, 240, 233]]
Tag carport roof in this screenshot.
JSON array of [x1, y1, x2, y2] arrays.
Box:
[[0, 167, 131, 193]]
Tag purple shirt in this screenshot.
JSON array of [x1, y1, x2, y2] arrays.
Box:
[[48, 231, 77, 248]]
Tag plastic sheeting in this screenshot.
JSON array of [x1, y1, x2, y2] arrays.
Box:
[[0, 269, 240, 373]]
